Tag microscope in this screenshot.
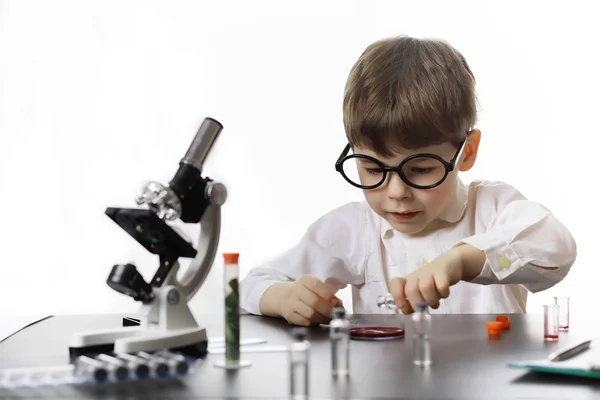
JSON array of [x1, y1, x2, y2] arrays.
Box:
[[69, 117, 227, 359]]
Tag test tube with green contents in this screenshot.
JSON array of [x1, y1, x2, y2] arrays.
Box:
[[214, 253, 251, 369]]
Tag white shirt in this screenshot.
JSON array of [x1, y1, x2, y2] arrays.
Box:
[[239, 179, 577, 315]]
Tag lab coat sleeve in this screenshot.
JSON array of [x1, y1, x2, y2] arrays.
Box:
[[459, 181, 577, 292], [239, 203, 367, 315]]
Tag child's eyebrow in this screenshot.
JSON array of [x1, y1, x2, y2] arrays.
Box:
[[357, 155, 404, 167]]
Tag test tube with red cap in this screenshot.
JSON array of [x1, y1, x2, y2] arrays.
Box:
[[214, 253, 251, 369]]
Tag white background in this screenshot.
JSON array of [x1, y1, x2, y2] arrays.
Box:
[[0, 0, 597, 320]]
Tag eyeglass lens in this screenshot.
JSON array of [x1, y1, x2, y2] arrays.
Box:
[[341, 156, 447, 188]]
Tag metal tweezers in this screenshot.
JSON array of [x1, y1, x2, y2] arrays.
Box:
[[548, 339, 592, 362]]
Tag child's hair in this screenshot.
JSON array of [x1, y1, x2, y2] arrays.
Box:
[[343, 35, 477, 157]]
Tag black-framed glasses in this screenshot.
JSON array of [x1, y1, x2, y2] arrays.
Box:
[[335, 138, 467, 190]]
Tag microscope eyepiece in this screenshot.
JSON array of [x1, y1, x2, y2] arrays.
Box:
[[181, 118, 223, 172]]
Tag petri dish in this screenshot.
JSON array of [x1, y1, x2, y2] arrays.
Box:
[[349, 326, 404, 341]]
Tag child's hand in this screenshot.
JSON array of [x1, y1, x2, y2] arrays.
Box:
[[277, 275, 343, 326], [388, 247, 465, 314]]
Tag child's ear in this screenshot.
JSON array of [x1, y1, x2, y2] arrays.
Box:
[[458, 129, 481, 172]]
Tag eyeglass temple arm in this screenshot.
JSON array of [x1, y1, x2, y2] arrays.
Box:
[[336, 143, 351, 164], [448, 137, 469, 165]]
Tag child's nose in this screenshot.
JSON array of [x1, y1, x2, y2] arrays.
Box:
[[386, 172, 412, 200]]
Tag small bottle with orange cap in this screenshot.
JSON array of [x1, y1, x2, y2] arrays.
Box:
[[485, 315, 510, 338], [496, 315, 510, 329], [485, 321, 503, 337], [214, 252, 251, 369]]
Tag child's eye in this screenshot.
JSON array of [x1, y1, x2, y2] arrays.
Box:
[[410, 167, 437, 174], [365, 168, 383, 175]]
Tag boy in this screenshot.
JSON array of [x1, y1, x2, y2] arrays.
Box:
[[239, 35, 577, 326]]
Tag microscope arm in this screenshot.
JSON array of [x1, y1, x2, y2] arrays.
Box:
[[168, 204, 221, 302]]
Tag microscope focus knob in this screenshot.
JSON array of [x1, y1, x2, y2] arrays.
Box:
[[206, 182, 227, 206], [106, 263, 154, 303]]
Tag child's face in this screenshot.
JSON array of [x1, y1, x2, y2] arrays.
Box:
[[354, 142, 465, 235]]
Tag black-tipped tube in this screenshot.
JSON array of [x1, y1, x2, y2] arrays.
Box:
[[75, 356, 108, 383], [157, 351, 190, 376], [116, 353, 151, 380], [136, 352, 170, 378], [96, 354, 129, 381]]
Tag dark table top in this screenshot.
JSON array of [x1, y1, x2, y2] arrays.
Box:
[[0, 312, 599, 399]]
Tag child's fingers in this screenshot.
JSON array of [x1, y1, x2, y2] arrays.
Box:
[[311, 313, 330, 325], [390, 278, 414, 314], [298, 288, 333, 319], [389, 278, 415, 314], [405, 278, 427, 311], [280, 301, 312, 326], [418, 276, 440, 309], [287, 311, 312, 326], [434, 272, 450, 299], [332, 297, 344, 308], [291, 300, 329, 325], [388, 277, 407, 307], [300, 276, 338, 307], [400, 302, 414, 315]]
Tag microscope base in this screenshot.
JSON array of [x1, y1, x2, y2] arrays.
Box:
[[69, 281, 211, 360], [69, 326, 208, 359]]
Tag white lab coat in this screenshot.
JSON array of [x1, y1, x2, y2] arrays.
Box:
[[239, 179, 577, 314]]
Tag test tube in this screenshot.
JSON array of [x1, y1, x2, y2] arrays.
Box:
[[95, 354, 129, 381], [47, 364, 78, 385], [0, 365, 78, 388], [289, 327, 310, 400], [115, 353, 151, 380], [136, 352, 170, 378], [27, 369, 50, 386], [3, 369, 27, 388], [554, 296, 570, 331], [74, 356, 109, 383], [214, 253, 251, 369], [543, 304, 559, 341], [155, 351, 190, 376]]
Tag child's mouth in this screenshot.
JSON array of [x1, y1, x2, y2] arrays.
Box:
[[390, 211, 420, 221]]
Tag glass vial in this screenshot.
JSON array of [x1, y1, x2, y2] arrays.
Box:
[[554, 296, 570, 331], [329, 307, 350, 377], [289, 327, 310, 400], [376, 292, 396, 309], [544, 303, 559, 341], [412, 302, 432, 367]]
